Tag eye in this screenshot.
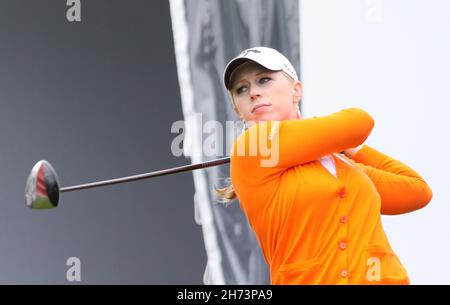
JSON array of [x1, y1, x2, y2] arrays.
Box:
[[259, 77, 272, 84], [235, 85, 248, 95]]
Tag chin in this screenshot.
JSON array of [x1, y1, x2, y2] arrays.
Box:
[[254, 113, 279, 122]]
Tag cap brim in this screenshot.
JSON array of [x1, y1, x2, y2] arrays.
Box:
[[223, 58, 253, 90], [224, 57, 285, 90]]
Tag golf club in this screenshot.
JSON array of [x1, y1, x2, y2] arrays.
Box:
[[24, 157, 230, 209]]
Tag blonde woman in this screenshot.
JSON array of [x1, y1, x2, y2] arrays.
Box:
[[217, 47, 433, 284]]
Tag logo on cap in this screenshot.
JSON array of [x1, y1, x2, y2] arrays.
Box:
[[240, 49, 261, 57], [282, 63, 295, 76]]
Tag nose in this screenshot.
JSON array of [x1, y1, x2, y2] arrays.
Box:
[[249, 86, 261, 101]]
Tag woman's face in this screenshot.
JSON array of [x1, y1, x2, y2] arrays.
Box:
[[229, 61, 302, 127]]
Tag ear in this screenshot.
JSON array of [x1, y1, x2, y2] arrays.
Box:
[[292, 81, 303, 107]]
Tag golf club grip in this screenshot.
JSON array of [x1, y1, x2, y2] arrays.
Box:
[[60, 157, 231, 193]]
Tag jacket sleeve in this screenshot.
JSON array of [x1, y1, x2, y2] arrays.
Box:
[[232, 108, 374, 179], [352, 145, 433, 215]]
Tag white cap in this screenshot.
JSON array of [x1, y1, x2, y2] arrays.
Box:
[[223, 46, 299, 90]]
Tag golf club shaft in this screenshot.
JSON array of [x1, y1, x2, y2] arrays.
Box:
[[60, 157, 230, 193]]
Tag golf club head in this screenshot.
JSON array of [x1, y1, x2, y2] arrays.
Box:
[[25, 160, 60, 209]]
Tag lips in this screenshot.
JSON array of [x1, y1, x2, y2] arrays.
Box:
[[251, 104, 271, 113]]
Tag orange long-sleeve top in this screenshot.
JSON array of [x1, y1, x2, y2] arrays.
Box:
[[230, 108, 433, 284]]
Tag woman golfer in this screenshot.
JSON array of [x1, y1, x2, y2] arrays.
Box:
[[218, 46, 433, 284]]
